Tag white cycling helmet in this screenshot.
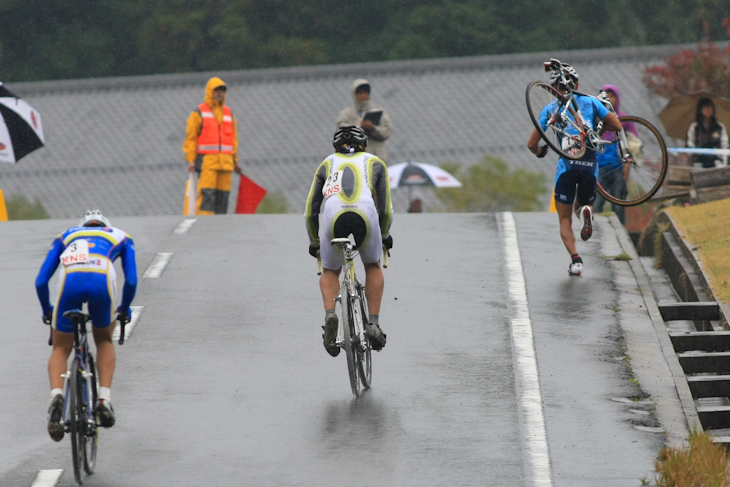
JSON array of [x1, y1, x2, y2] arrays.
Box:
[[548, 62, 579, 88], [79, 209, 111, 228]]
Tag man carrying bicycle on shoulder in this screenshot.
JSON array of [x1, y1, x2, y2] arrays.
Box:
[[35, 209, 138, 441], [305, 126, 393, 355], [527, 61, 622, 276]]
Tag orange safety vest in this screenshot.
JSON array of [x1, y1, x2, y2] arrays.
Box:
[[196, 103, 234, 154]]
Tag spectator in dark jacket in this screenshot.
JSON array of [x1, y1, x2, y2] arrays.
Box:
[[686, 97, 728, 168]]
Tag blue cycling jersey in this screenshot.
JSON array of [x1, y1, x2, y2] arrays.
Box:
[[539, 93, 611, 167], [541, 94, 611, 206], [35, 226, 138, 325]]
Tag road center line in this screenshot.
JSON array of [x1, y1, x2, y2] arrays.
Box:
[[112, 305, 144, 342], [499, 212, 553, 487], [142, 252, 173, 278], [172, 218, 197, 235], [30, 469, 63, 487]]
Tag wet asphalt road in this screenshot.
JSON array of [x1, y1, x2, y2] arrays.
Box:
[[0, 213, 676, 486]]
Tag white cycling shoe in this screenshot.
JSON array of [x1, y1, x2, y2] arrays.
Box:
[[568, 254, 583, 276]]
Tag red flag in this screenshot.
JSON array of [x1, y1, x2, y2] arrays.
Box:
[[235, 173, 267, 214]]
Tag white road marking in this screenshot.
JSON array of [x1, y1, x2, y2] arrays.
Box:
[[499, 212, 553, 487], [113, 305, 144, 341], [172, 218, 197, 235], [142, 252, 174, 278], [30, 469, 63, 487]]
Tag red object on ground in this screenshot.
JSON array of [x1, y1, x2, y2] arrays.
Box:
[[625, 202, 657, 235], [235, 173, 267, 214]]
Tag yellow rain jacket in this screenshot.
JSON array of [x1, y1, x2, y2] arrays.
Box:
[[183, 77, 239, 171]]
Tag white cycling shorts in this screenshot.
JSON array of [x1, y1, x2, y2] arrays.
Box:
[[320, 204, 382, 270]]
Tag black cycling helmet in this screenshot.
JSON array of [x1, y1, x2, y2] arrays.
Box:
[[333, 126, 368, 154]]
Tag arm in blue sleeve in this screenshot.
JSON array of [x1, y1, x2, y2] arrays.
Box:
[[118, 237, 138, 312], [35, 238, 64, 315]]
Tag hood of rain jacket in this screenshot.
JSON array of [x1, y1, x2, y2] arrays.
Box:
[[600, 84, 625, 116], [205, 77, 227, 109], [351, 78, 372, 112]]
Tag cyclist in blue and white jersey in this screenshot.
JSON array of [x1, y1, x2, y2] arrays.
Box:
[[36, 209, 137, 440], [305, 126, 393, 356], [527, 61, 622, 276]]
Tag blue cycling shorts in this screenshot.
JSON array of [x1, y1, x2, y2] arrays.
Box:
[[53, 263, 117, 333], [554, 159, 597, 206]]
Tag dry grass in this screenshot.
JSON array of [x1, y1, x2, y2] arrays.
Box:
[[654, 429, 730, 486], [665, 199, 730, 305]]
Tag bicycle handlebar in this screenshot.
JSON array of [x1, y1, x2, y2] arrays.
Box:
[[117, 315, 130, 345], [46, 310, 129, 346], [315, 239, 391, 274]]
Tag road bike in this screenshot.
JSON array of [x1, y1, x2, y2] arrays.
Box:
[[318, 239, 389, 397], [51, 310, 127, 484], [56, 310, 98, 484], [526, 58, 668, 206]]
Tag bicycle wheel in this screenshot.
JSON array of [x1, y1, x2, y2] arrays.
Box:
[[341, 291, 361, 397], [526, 81, 587, 160], [596, 116, 668, 206], [83, 354, 98, 475], [69, 358, 85, 484], [354, 281, 372, 389]]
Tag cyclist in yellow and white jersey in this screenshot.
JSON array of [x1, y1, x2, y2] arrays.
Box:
[[305, 126, 393, 356]]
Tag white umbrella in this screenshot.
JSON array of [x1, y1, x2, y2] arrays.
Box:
[[0, 82, 45, 164], [388, 162, 463, 189]]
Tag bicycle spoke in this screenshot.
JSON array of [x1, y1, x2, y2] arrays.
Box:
[[83, 354, 98, 474], [331, 240, 374, 398], [342, 296, 360, 397], [596, 116, 668, 206], [526, 81, 587, 160], [356, 283, 372, 389], [69, 360, 84, 484]]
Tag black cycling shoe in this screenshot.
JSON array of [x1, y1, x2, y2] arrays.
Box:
[[47, 394, 65, 442], [366, 323, 387, 351], [94, 399, 115, 428], [322, 313, 340, 357]]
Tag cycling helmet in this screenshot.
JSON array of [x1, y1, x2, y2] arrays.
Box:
[[79, 209, 111, 228], [333, 126, 368, 153], [548, 62, 579, 89]]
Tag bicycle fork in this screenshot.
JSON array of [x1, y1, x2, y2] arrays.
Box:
[[334, 291, 345, 348], [62, 367, 97, 436], [334, 284, 367, 352]]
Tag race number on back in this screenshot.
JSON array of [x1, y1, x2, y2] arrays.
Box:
[[322, 170, 342, 199], [60, 239, 90, 266]]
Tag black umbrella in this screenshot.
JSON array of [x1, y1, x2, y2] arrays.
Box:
[[0, 83, 45, 163]]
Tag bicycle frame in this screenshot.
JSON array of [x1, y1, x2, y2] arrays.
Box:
[[59, 309, 99, 484], [528, 59, 669, 206], [331, 238, 368, 355], [315, 237, 388, 396], [553, 89, 625, 154], [61, 314, 96, 440]]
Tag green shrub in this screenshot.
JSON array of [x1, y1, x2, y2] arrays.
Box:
[[256, 191, 291, 214], [436, 156, 547, 212], [6, 194, 50, 220]]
